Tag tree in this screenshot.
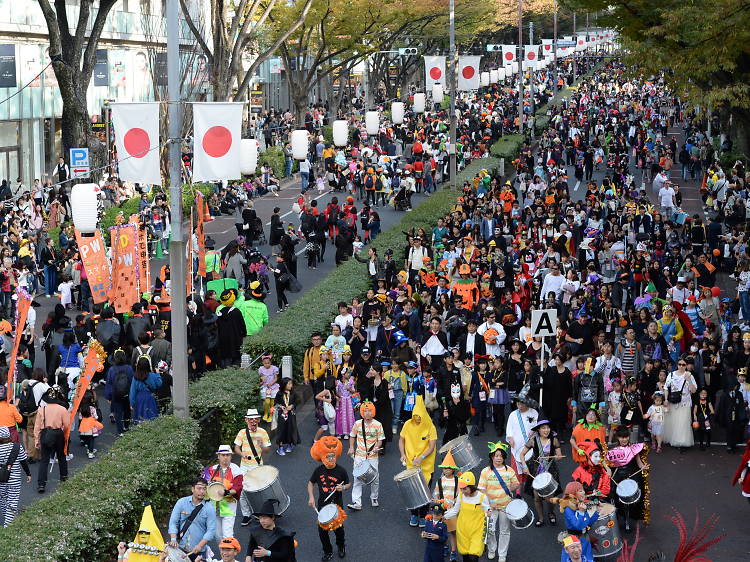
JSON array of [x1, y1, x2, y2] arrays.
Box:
[[37, 0, 118, 158], [180, 0, 314, 101], [564, 0, 750, 153]]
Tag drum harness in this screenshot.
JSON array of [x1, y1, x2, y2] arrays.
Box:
[[245, 428, 262, 465], [356, 419, 378, 463]]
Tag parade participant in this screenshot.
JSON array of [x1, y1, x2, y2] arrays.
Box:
[[247, 499, 296, 562], [606, 426, 650, 531], [572, 442, 612, 499], [216, 289, 247, 368], [505, 391, 538, 476], [421, 502, 449, 562], [233, 408, 272, 526], [314, 347, 339, 442], [731, 438, 750, 504], [201, 445, 244, 540], [477, 442, 520, 562], [570, 406, 607, 464], [116, 505, 165, 561], [33, 385, 70, 493], [571, 358, 606, 420], [0, 426, 31, 527], [259, 354, 280, 423], [718, 368, 750, 453], [432, 452, 460, 561], [444, 471, 491, 562], [274, 377, 301, 455], [442, 382, 471, 445], [663, 357, 697, 451], [551, 482, 598, 562], [346, 401, 384, 510], [241, 281, 269, 337], [519, 420, 563, 526], [167, 478, 216, 559], [560, 534, 593, 562], [399, 396, 438, 527], [308, 436, 350, 561]]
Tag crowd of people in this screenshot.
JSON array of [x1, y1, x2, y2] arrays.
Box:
[[0, 51, 745, 562]]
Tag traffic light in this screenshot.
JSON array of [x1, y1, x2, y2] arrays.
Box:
[[398, 48, 419, 56], [486, 45, 503, 52]]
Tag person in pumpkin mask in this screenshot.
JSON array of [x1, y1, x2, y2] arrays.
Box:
[[399, 396, 438, 527], [346, 400, 385, 511], [308, 436, 350, 561], [216, 289, 246, 368]]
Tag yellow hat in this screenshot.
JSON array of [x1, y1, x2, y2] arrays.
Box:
[[458, 471, 476, 489]]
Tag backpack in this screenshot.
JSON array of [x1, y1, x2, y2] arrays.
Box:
[[391, 175, 400, 190], [364, 174, 374, 189], [18, 381, 39, 415], [112, 367, 131, 400]]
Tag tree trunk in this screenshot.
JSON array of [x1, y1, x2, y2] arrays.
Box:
[[729, 106, 750, 157]]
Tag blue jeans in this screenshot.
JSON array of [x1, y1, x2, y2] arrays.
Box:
[[301, 171, 310, 193], [740, 291, 750, 323], [44, 265, 56, 296], [424, 174, 434, 193], [391, 389, 404, 428], [285, 159, 293, 178], [111, 397, 131, 435]]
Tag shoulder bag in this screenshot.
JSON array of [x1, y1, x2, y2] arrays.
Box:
[[0, 443, 20, 483], [668, 376, 686, 404]]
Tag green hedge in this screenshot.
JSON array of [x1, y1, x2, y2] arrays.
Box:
[[259, 146, 286, 179], [0, 416, 200, 561], [490, 134, 525, 160], [245, 150, 510, 373], [188, 367, 261, 456]]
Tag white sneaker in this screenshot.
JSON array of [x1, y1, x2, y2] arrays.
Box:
[[87, 451, 95, 459], [371, 499, 379, 507], [65, 454, 74, 461], [346, 503, 362, 511]]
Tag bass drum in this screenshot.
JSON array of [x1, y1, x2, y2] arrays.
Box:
[[243, 465, 290, 515]]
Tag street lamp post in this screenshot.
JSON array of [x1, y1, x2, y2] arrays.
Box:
[[167, 0, 188, 418], [553, 0, 558, 94], [449, 0, 457, 189], [517, 0, 523, 138]]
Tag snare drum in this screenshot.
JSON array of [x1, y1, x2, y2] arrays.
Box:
[[505, 498, 534, 529], [616, 479, 641, 505], [318, 504, 347, 531], [531, 472, 558, 498], [438, 435, 481, 472], [352, 460, 377, 485]]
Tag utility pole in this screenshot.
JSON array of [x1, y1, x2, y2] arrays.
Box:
[[517, 0, 524, 138], [529, 21, 535, 119], [167, 0, 188, 419], [553, 0, 558, 94], [449, 0, 457, 189]]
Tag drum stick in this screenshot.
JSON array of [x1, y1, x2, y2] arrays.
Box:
[[538, 455, 566, 459], [314, 489, 339, 514], [613, 467, 646, 485]]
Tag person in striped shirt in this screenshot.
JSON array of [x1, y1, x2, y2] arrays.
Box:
[[478, 442, 520, 562]]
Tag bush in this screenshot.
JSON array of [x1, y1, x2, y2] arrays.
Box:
[[259, 146, 286, 178], [490, 135, 525, 160], [101, 195, 142, 230], [189, 367, 261, 457], [322, 125, 333, 145], [0, 416, 200, 561]]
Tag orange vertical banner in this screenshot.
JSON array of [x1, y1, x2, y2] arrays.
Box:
[[109, 224, 140, 313], [195, 192, 206, 277], [65, 344, 104, 454], [75, 229, 112, 304], [187, 210, 194, 296], [5, 287, 31, 402], [130, 214, 151, 296]]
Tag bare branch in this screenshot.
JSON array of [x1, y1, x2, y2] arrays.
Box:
[[180, 0, 213, 62]]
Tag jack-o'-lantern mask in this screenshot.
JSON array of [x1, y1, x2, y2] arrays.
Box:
[[359, 401, 376, 418], [311, 435, 342, 469]]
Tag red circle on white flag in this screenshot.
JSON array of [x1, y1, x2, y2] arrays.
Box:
[[544, 44, 551, 51], [461, 66, 475, 79], [203, 126, 232, 158], [429, 67, 442, 80], [528, 52, 536, 60], [504, 52, 513, 61], [578, 39, 584, 45], [123, 128, 150, 158]]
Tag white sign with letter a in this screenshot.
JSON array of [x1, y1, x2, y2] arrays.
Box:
[[531, 308, 557, 338]]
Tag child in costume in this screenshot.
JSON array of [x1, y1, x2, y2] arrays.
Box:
[[644, 391, 668, 452], [572, 441, 612, 499], [432, 451, 460, 561], [731, 438, 750, 504], [259, 354, 280, 423], [551, 481, 598, 562], [443, 471, 490, 562], [422, 502, 449, 562]]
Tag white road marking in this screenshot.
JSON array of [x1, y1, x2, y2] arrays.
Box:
[[573, 180, 581, 191]]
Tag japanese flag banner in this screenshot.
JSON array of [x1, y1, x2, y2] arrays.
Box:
[[457, 56, 481, 91], [501, 45, 516, 63], [524, 45, 539, 61], [424, 56, 446, 88], [110, 103, 161, 186], [192, 102, 244, 182], [541, 39, 553, 53]]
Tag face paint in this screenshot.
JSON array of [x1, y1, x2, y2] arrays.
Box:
[[590, 450, 601, 465]]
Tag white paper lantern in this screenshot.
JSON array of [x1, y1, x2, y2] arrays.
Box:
[[332, 120, 348, 147], [391, 101, 405, 124], [291, 129, 308, 160], [240, 139, 259, 175], [489, 69, 498, 83], [498, 68, 506, 81], [511, 62, 518, 73], [365, 111, 379, 135], [413, 92, 426, 113], [71, 183, 100, 234], [431, 84, 444, 101], [480, 72, 490, 86]]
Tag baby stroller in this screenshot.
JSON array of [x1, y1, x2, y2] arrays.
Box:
[[393, 185, 409, 211], [249, 216, 266, 245]]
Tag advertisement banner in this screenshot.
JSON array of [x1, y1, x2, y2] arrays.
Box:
[[75, 229, 112, 304], [5, 287, 31, 402], [64, 345, 104, 454], [94, 49, 109, 86], [0, 44, 17, 88]]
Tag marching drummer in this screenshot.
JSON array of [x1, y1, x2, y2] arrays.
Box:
[[432, 451, 460, 561], [518, 419, 563, 527], [201, 445, 244, 541], [233, 408, 272, 527], [477, 442, 519, 562], [606, 426, 650, 532], [346, 401, 385, 511], [308, 437, 350, 561]]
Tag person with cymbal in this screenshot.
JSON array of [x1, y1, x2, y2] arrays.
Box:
[[201, 445, 244, 541]]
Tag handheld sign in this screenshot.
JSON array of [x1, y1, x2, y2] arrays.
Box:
[[531, 309, 557, 338]]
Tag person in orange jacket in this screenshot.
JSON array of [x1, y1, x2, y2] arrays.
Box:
[[78, 407, 104, 459], [0, 385, 22, 443]]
